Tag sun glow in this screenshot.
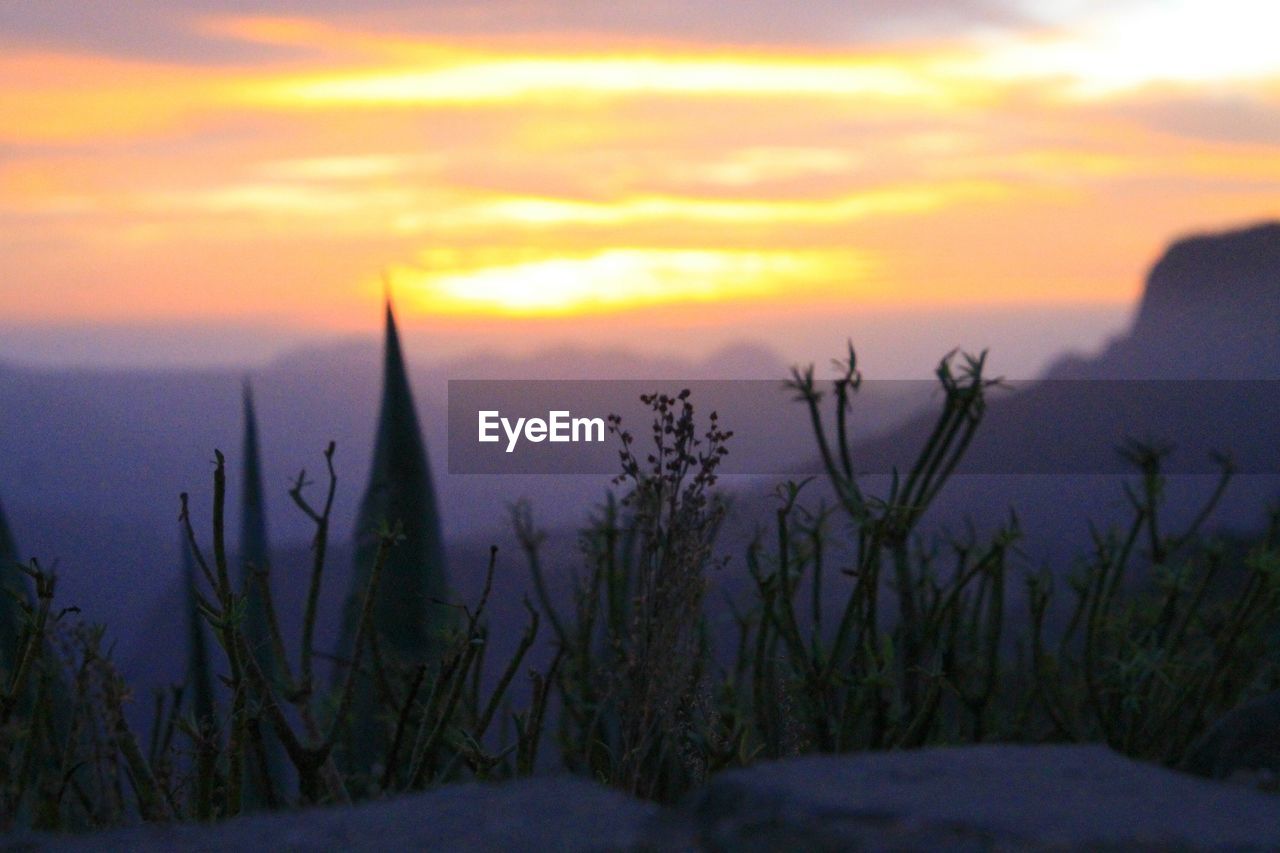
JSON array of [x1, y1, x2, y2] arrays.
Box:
[[3, 6, 1279, 336], [447, 182, 1008, 229], [250, 52, 974, 109], [392, 249, 871, 316]]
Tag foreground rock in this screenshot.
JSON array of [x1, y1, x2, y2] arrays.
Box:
[[1181, 690, 1280, 785], [18, 777, 657, 853], [660, 744, 1280, 851], [11, 745, 1280, 851]]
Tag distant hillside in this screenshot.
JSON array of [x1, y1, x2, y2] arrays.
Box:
[[1048, 221, 1280, 379], [836, 221, 1280, 574]]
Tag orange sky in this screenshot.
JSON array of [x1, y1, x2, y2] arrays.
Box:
[[2, 1, 1278, 371]]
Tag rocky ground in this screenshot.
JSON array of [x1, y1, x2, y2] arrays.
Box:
[[8, 744, 1280, 851]]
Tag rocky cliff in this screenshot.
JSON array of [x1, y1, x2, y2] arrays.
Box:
[[1051, 221, 1280, 378]]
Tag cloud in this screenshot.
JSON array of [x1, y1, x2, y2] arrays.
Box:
[[1116, 92, 1280, 147], [3, 0, 1279, 333], [371, 0, 1027, 45], [0, 0, 1025, 65]]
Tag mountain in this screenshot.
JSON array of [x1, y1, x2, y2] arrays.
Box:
[[1048, 222, 1280, 379], [835, 221, 1280, 579]]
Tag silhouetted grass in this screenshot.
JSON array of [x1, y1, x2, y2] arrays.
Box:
[[1, 342, 1278, 830]]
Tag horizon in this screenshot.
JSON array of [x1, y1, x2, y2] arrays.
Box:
[[4, 1, 1278, 373], [0, 300, 1132, 378]]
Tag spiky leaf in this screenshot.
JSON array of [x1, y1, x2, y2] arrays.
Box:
[[0, 496, 23, 672], [182, 535, 216, 728], [238, 380, 286, 807], [337, 301, 450, 768], [239, 382, 276, 677]]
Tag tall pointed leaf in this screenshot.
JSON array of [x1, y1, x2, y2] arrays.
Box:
[[337, 300, 449, 765], [238, 380, 285, 807], [0, 495, 24, 672], [182, 534, 216, 727], [239, 381, 275, 677]]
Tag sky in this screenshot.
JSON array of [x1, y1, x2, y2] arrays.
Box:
[[1, 0, 1278, 375]]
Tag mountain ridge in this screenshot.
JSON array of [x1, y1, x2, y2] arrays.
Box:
[[1048, 220, 1280, 379]]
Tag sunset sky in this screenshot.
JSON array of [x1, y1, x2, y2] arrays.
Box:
[[2, 0, 1278, 374]]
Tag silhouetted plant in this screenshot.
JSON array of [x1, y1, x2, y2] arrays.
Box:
[[336, 301, 451, 777], [521, 390, 733, 801], [0, 512, 84, 831], [518, 346, 1280, 803], [179, 531, 218, 820], [1, 561, 97, 830], [1026, 443, 1280, 761], [236, 380, 287, 807], [737, 347, 1016, 753], [167, 441, 547, 816], [0, 497, 24, 672], [3, 340, 1280, 831]]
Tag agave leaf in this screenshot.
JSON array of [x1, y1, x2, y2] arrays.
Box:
[[337, 300, 450, 768], [239, 382, 276, 676], [183, 533, 217, 728], [238, 380, 287, 807], [0, 495, 25, 672]]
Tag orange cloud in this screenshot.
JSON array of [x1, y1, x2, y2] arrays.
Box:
[[2, 10, 1278, 338], [0, 51, 242, 144]]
